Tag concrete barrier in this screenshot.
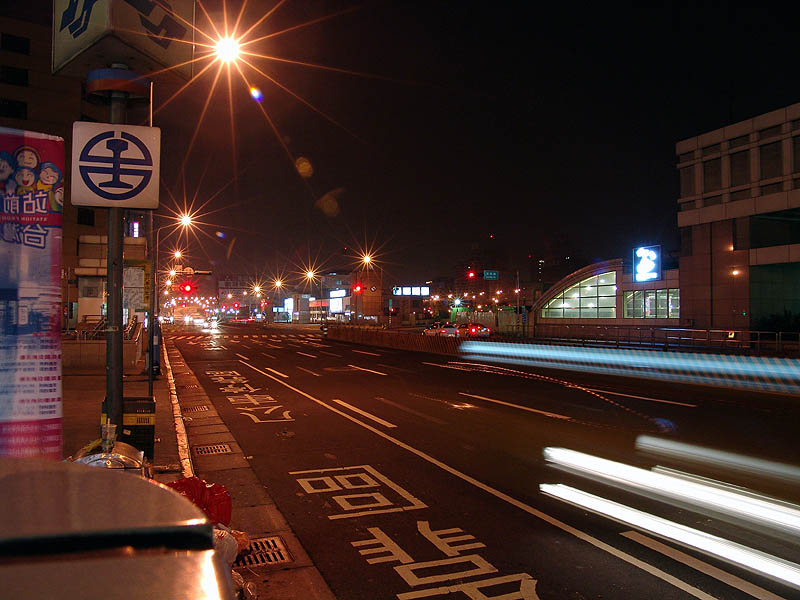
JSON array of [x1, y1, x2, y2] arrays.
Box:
[[327, 326, 459, 355]]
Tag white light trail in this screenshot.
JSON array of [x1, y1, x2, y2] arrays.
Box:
[[540, 484, 800, 590]]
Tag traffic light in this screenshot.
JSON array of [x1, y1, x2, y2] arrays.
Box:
[[467, 270, 476, 279], [233, 302, 240, 309], [353, 284, 363, 293], [181, 283, 194, 294]]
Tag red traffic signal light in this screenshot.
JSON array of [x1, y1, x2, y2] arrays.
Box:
[[467, 270, 476, 278], [353, 284, 362, 293], [181, 283, 193, 293], [233, 302, 240, 309]]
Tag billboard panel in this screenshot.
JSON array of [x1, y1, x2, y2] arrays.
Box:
[[53, 0, 195, 80], [0, 127, 64, 459]]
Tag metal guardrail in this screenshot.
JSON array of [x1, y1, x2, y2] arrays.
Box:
[[531, 325, 800, 357]]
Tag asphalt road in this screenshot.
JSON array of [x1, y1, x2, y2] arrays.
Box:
[[168, 321, 800, 600]]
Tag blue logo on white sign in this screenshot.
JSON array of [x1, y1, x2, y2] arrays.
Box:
[[78, 131, 154, 201]]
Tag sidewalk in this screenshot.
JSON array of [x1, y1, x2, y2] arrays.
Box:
[[61, 342, 335, 600]]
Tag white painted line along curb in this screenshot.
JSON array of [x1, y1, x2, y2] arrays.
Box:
[[163, 342, 194, 478]]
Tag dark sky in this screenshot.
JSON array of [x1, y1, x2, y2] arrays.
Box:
[[21, 1, 800, 282]]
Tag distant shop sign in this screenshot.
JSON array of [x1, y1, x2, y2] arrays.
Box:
[[392, 286, 430, 297], [483, 270, 499, 280], [633, 245, 661, 282], [330, 289, 347, 298]]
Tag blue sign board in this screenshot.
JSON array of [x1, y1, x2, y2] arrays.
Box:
[[634, 245, 661, 282], [484, 270, 499, 281]]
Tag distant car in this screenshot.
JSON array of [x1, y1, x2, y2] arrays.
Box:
[[455, 323, 491, 338], [422, 322, 456, 336]]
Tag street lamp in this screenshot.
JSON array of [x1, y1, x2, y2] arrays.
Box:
[[148, 214, 192, 394]]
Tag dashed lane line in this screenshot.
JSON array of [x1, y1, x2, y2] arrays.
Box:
[[235, 360, 716, 600], [348, 364, 388, 376], [235, 353, 250, 361], [331, 398, 397, 428], [320, 351, 342, 358], [297, 366, 321, 377], [578, 387, 697, 408], [458, 392, 571, 421], [297, 351, 317, 358], [265, 367, 289, 378], [352, 349, 381, 356], [376, 396, 448, 425], [261, 352, 276, 359]]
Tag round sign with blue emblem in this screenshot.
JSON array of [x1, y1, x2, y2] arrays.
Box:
[[71, 122, 160, 208]]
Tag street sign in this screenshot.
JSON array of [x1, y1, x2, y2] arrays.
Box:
[[484, 270, 499, 280], [53, 0, 195, 81], [71, 122, 160, 208]]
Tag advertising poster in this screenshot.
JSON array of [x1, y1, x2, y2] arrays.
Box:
[[0, 127, 64, 458]]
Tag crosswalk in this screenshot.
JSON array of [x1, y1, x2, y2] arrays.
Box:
[[170, 333, 321, 341]]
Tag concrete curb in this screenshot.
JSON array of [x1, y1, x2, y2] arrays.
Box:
[[162, 342, 195, 479], [164, 338, 337, 600]]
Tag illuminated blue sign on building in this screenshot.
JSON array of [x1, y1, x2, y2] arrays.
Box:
[[634, 245, 661, 282]]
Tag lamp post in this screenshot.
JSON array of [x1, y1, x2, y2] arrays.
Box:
[[147, 216, 191, 395]]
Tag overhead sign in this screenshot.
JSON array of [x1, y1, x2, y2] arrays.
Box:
[[484, 270, 499, 280], [71, 122, 160, 208], [53, 0, 195, 80], [392, 286, 430, 297], [634, 245, 661, 282]]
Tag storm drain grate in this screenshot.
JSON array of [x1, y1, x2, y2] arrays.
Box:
[[233, 536, 292, 568], [183, 405, 209, 413], [193, 443, 231, 455]]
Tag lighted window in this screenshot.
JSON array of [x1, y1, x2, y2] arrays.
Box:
[[541, 271, 616, 319], [623, 289, 680, 319]]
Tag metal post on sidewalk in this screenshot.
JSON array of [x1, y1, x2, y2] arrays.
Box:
[[106, 84, 126, 428]]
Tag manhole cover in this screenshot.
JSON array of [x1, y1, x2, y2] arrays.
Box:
[[193, 443, 231, 455], [183, 405, 209, 413], [233, 536, 292, 568]]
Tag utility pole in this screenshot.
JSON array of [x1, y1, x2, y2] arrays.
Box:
[[106, 74, 127, 428]]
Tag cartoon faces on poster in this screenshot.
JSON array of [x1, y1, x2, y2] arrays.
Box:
[[1, 144, 63, 213]]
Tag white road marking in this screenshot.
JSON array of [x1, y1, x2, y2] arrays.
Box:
[[459, 392, 571, 421], [321, 351, 343, 357], [348, 364, 388, 376], [237, 360, 715, 600], [297, 351, 317, 358], [377, 396, 448, 425], [377, 363, 415, 373], [265, 343, 282, 349], [261, 352, 276, 359], [353, 349, 381, 356], [332, 399, 397, 428], [622, 531, 786, 600], [579, 387, 697, 407], [175, 335, 187, 339], [235, 353, 250, 361], [266, 367, 289, 378], [297, 366, 321, 377]]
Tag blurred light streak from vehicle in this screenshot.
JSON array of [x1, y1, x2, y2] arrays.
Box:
[[459, 342, 800, 395], [543, 448, 800, 535], [636, 436, 800, 484], [539, 483, 800, 590]]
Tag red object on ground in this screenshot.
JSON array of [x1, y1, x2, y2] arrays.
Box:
[[165, 476, 232, 526]]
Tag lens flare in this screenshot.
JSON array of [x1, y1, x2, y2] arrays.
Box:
[[249, 86, 263, 102]]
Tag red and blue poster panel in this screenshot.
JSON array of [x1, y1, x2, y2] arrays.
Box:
[[0, 127, 64, 459]]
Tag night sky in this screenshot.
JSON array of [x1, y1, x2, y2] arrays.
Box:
[[14, 1, 800, 283]]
